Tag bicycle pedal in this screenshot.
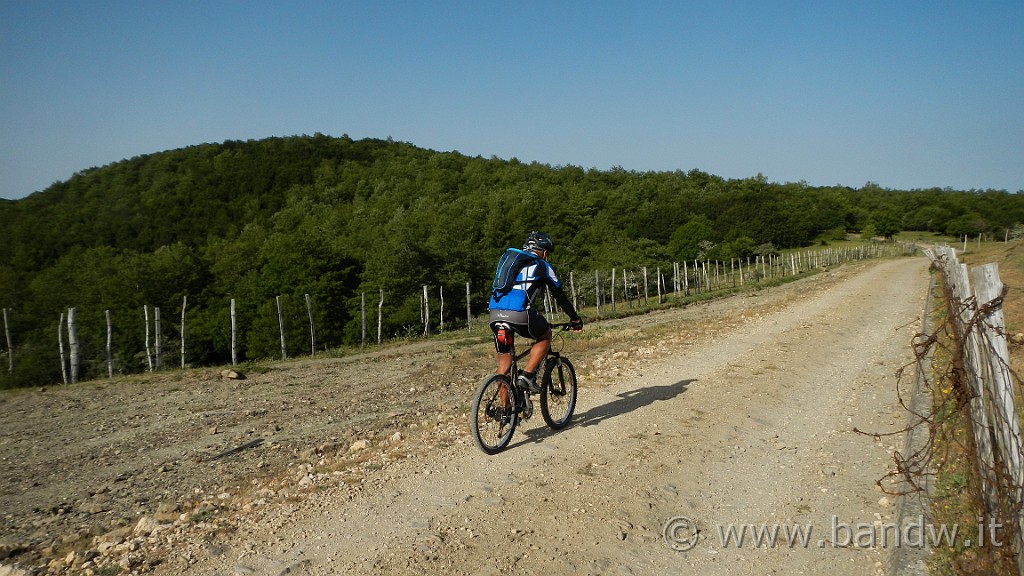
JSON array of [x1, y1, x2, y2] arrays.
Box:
[[522, 399, 534, 420]]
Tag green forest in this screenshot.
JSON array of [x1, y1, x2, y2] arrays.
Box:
[[1, 133, 1022, 388]]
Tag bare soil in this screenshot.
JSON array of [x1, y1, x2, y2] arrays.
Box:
[[0, 256, 932, 575]]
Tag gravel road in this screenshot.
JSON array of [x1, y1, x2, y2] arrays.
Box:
[[0, 256, 931, 575]]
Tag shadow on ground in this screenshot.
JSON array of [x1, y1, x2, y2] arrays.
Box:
[[515, 379, 694, 448]]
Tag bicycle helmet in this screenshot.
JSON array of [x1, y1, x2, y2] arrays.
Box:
[[523, 231, 555, 254]]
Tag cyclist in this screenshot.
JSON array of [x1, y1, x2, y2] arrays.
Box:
[[488, 231, 583, 392]]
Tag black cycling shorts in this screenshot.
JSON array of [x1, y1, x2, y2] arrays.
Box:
[[488, 308, 550, 354]]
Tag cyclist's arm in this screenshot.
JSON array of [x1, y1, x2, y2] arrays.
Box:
[[548, 282, 581, 322], [540, 261, 582, 325]]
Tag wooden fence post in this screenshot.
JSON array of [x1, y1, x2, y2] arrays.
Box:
[[306, 293, 316, 355], [2, 308, 11, 374], [154, 307, 162, 370], [466, 282, 472, 333], [377, 289, 384, 344], [143, 305, 153, 371], [58, 312, 67, 384], [67, 307, 79, 384], [230, 299, 237, 366], [439, 285, 445, 333], [656, 267, 662, 304], [570, 272, 577, 312], [624, 269, 632, 308], [973, 263, 1024, 483], [276, 296, 287, 360], [643, 267, 649, 305], [595, 270, 601, 315], [972, 262, 1024, 571], [941, 252, 999, 513], [180, 295, 187, 369], [422, 285, 430, 336], [105, 310, 113, 378]]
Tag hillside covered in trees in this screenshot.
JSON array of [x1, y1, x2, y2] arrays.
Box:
[[1, 134, 1022, 388]]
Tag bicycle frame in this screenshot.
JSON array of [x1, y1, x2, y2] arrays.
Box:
[[505, 346, 531, 385], [495, 320, 572, 386]]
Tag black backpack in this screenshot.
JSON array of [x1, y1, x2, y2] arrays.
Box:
[[491, 248, 537, 301]]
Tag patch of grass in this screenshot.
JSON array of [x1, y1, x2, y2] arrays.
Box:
[[446, 336, 493, 350], [894, 231, 962, 245], [925, 330, 984, 574], [238, 362, 274, 375]]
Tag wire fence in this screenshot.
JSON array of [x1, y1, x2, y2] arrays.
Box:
[[878, 245, 1024, 575], [0, 241, 915, 386]]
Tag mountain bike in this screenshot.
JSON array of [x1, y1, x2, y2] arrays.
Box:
[[470, 323, 578, 455]]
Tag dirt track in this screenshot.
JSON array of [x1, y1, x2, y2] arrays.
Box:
[[0, 256, 931, 575]]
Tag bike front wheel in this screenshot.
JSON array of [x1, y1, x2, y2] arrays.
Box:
[[540, 355, 577, 429], [470, 374, 518, 454]]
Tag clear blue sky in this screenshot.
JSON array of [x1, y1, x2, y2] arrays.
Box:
[[2, 1, 1022, 200]]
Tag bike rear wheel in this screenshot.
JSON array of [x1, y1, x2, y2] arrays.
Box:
[[540, 355, 577, 429], [471, 374, 518, 454]]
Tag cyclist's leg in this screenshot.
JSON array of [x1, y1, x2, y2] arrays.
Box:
[[489, 321, 514, 375], [525, 333, 551, 374], [523, 311, 552, 374], [496, 353, 512, 376]]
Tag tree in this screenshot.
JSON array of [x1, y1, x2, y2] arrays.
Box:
[[668, 216, 717, 261], [904, 205, 951, 232], [945, 213, 988, 238], [871, 210, 902, 239], [713, 236, 757, 261]]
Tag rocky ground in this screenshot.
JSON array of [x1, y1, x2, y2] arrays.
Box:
[[0, 256, 932, 575]]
